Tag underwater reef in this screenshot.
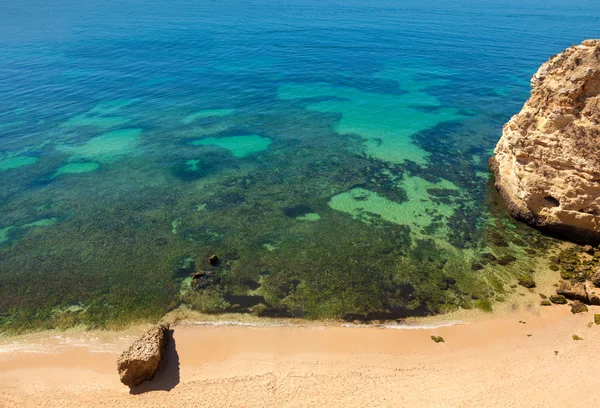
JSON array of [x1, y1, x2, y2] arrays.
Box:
[[0, 88, 561, 333]]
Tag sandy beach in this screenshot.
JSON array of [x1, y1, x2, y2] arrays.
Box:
[[1, 304, 599, 408]]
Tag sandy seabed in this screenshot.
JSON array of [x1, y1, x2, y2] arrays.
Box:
[[0, 305, 599, 408]]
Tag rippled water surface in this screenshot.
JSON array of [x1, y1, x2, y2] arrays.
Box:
[[1, 0, 599, 331]]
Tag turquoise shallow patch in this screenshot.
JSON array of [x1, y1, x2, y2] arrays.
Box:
[[0, 121, 25, 130], [57, 128, 142, 162], [185, 159, 200, 172], [61, 114, 130, 129], [190, 135, 272, 158], [0, 155, 38, 171], [278, 62, 465, 165], [182, 109, 235, 125], [0, 227, 14, 244], [53, 162, 100, 178], [22, 218, 58, 228], [89, 99, 139, 115], [60, 99, 138, 129]]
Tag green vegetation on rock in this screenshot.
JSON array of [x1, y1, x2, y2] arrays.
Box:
[[549, 294, 567, 304]]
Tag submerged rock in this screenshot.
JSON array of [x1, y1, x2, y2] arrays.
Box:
[[490, 39, 600, 244], [191, 270, 219, 290], [175, 256, 196, 278], [117, 323, 169, 387]]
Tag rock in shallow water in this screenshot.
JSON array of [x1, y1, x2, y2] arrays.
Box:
[[117, 323, 169, 387], [490, 39, 600, 244]]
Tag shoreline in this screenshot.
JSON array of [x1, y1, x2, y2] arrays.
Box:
[[0, 239, 570, 345], [0, 251, 566, 352], [1, 304, 599, 407], [1, 253, 590, 407]]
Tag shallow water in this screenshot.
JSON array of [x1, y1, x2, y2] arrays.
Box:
[[1, 0, 599, 332]]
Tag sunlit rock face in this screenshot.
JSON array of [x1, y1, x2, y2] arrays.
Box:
[[490, 39, 600, 244]]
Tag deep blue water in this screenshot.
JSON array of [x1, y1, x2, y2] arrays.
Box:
[[0, 0, 599, 330]]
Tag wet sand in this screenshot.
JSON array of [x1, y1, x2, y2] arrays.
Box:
[[1, 305, 599, 407]]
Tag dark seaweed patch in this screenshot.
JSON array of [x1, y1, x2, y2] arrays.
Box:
[[283, 204, 314, 218]]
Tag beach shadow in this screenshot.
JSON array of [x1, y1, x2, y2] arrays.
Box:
[[129, 330, 180, 394]]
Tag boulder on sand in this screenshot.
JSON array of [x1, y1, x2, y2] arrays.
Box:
[[117, 323, 170, 387], [570, 300, 588, 314], [556, 281, 588, 303]]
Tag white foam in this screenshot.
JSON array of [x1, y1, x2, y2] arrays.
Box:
[[381, 321, 467, 330], [188, 319, 468, 330], [0, 320, 468, 354], [189, 320, 295, 328]]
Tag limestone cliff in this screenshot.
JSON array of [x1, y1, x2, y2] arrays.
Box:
[[490, 39, 600, 243]]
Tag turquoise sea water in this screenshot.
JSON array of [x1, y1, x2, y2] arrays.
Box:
[[1, 0, 599, 331]]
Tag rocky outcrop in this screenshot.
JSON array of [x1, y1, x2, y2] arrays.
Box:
[[117, 323, 170, 387], [490, 39, 600, 244], [591, 269, 600, 287], [555, 279, 600, 306], [556, 281, 588, 302], [584, 282, 600, 305]]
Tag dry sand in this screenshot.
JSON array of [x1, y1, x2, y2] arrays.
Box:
[[1, 305, 599, 408]]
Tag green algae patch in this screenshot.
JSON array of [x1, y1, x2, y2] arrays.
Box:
[[263, 243, 278, 251], [52, 304, 85, 314], [180, 277, 193, 295], [296, 213, 321, 221], [0, 155, 38, 171], [182, 109, 235, 125], [53, 162, 99, 178], [171, 218, 181, 234], [328, 176, 459, 239], [58, 128, 142, 162], [191, 135, 271, 158]]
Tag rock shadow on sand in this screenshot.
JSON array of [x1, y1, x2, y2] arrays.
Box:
[[129, 330, 180, 394]]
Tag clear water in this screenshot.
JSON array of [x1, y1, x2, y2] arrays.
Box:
[[1, 0, 599, 331]]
